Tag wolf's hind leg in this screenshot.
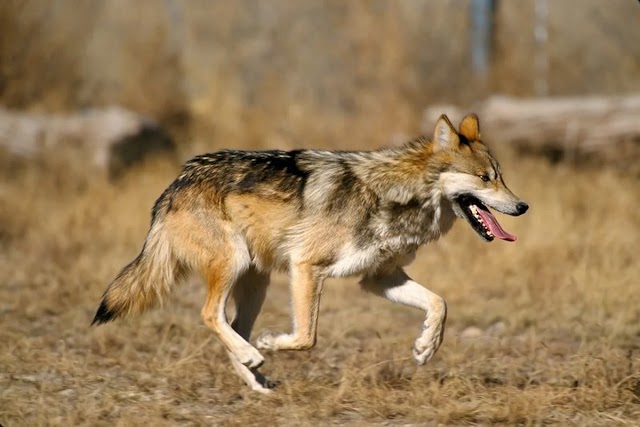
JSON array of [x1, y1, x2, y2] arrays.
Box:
[[201, 258, 265, 369], [257, 262, 325, 351], [231, 268, 270, 340], [360, 267, 447, 365], [225, 268, 276, 392], [226, 355, 276, 393]]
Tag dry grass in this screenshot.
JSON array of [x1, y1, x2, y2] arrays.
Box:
[[1, 130, 639, 426], [2, 1, 639, 424]]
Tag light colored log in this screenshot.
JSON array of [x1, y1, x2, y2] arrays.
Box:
[[0, 107, 176, 177], [422, 95, 640, 161]]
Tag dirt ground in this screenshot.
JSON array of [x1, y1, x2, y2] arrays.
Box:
[[1, 141, 639, 426]]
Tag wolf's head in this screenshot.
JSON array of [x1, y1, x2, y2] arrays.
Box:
[[429, 114, 528, 242]]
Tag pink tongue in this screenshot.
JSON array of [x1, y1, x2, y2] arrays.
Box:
[[477, 208, 517, 241]]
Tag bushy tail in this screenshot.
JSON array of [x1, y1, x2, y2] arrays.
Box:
[[92, 222, 186, 325]]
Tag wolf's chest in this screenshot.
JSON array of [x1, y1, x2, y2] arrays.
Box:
[[324, 243, 417, 277], [327, 202, 456, 276]]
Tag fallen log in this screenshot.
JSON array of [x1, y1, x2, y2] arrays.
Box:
[[0, 107, 177, 178], [422, 95, 640, 171]]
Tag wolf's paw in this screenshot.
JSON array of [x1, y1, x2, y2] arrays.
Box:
[[252, 384, 274, 394], [256, 372, 280, 391], [256, 332, 315, 351], [412, 333, 441, 365], [236, 346, 265, 369], [250, 371, 279, 394], [412, 344, 435, 365], [256, 331, 285, 350]]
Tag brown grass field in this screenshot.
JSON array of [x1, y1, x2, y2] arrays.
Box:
[[1, 1, 639, 425], [1, 130, 639, 426]]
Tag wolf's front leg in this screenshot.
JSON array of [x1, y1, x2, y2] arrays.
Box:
[[257, 262, 325, 351], [360, 267, 447, 365]]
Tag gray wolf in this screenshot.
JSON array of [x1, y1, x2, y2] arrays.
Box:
[[92, 114, 528, 393]]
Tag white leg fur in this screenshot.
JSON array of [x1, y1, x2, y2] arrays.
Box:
[[204, 285, 266, 369], [227, 352, 275, 394], [360, 268, 447, 365]]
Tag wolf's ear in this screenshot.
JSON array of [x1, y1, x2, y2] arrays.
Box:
[[458, 113, 480, 141], [433, 114, 460, 151]]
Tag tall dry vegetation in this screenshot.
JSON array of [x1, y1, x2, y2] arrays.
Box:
[[0, 1, 186, 123], [3, 1, 639, 153]]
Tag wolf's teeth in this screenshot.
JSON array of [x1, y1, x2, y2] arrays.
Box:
[[469, 204, 492, 235]]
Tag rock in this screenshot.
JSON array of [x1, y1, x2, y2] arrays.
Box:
[[486, 321, 506, 337], [460, 326, 484, 340]]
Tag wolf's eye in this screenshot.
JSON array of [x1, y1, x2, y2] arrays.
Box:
[[480, 174, 490, 182]]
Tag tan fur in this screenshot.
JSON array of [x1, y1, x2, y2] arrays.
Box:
[[458, 113, 480, 141], [98, 221, 186, 319], [93, 113, 528, 393], [225, 195, 299, 270]]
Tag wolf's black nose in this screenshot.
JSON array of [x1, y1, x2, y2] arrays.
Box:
[[515, 202, 529, 215]]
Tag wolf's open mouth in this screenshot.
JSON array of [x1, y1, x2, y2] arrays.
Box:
[[456, 195, 517, 242]]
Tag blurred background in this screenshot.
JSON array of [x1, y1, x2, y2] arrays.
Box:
[[2, 0, 639, 161], [2, 1, 640, 425]]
